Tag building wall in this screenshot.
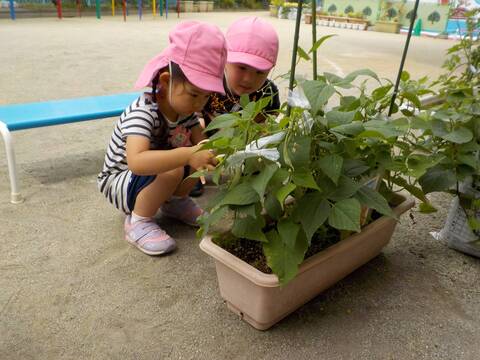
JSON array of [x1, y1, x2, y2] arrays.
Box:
[[321, 0, 449, 33]]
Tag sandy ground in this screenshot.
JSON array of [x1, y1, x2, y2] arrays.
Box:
[[0, 12, 479, 360]]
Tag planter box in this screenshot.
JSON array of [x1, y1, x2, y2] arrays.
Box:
[[200, 195, 414, 330], [375, 21, 401, 34], [304, 13, 312, 24], [269, 4, 278, 17], [198, 0, 209, 12], [179, 0, 194, 12]]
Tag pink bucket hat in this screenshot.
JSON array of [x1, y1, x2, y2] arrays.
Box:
[[226, 17, 279, 71], [135, 21, 227, 94]]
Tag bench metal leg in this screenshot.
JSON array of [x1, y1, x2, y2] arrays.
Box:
[[0, 121, 23, 204]]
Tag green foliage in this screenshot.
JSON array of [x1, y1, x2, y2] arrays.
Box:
[[199, 10, 480, 285], [362, 6, 372, 17], [407, 9, 480, 225], [327, 4, 336, 14], [427, 10, 441, 24]]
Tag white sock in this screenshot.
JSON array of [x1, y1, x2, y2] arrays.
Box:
[[130, 212, 150, 224]]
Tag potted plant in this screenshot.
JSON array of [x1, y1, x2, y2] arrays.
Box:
[[375, 0, 406, 34], [407, 9, 480, 257], [196, 37, 433, 329], [269, 0, 283, 17]]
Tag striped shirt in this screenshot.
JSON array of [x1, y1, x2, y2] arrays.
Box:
[[97, 92, 199, 213]]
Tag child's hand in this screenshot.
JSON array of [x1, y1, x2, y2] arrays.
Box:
[[189, 145, 218, 171]]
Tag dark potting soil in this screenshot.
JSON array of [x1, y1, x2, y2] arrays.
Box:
[[213, 227, 342, 274]]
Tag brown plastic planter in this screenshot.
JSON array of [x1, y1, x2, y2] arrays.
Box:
[[200, 196, 414, 330]]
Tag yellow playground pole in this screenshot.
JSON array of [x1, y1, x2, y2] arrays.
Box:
[[112, 0, 115, 16], [152, 0, 156, 16]]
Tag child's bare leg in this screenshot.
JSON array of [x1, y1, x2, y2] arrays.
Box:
[[133, 167, 183, 217], [174, 176, 200, 197]]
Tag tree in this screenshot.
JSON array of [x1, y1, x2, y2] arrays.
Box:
[[428, 10, 441, 24], [406, 10, 417, 21], [387, 7, 397, 20], [327, 4, 337, 14], [362, 6, 372, 17], [344, 5, 354, 14]]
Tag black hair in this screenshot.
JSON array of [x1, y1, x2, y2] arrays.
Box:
[[150, 61, 187, 149]]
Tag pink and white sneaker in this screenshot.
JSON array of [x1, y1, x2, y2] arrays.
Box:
[[161, 197, 204, 227], [124, 216, 176, 255]]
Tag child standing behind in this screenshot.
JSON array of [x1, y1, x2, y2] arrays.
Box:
[[190, 17, 280, 197], [97, 21, 227, 256]]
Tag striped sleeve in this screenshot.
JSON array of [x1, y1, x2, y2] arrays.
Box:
[[120, 109, 156, 139]]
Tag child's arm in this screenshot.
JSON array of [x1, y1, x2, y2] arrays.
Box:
[[126, 135, 216, 176]]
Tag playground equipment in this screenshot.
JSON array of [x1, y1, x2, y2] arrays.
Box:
[[7, 0, 180, 20]]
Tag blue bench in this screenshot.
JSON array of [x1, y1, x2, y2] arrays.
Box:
[[0, 92, 140, 203]]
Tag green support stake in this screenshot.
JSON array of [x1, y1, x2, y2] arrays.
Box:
[[287, 0, 304, 116], [312, 0, 317, 80], [96, 0, 101, 19]]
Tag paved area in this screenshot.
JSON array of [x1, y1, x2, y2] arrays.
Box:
[[0, 12, 478, 359]]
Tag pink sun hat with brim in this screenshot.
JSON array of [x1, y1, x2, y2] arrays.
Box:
[[226, 17, 279, 71], [135, 21, 227, 94]]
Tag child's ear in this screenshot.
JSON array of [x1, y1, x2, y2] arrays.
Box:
[[158, 71, 170, 88]]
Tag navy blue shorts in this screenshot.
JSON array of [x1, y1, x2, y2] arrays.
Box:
[[126, 166, 191, 212]]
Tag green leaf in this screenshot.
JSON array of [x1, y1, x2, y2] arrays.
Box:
[[441, 127, 473, 144], [232, 216, 267, 242], [403, 92, 421, 109], [278, 219, 300, 249], [276, 183, 297, 207], [293, 193, 330, 242], [287, 135, 311, 169], [292, 169, 320, 190], [197, 206, 228, 238], [263, 229, 309, 285], [363, 120, 403, 138], [302, 81, 336, 114], [297, 46, 311, 61], [317, 154, 343, 184], [328, 198, 361, 232], [309, 34, 337, 53], [218, 182, 260, 206], [400, 71, 410, 81], [342, 159, 369, 177], [372, 84, 393, 101], [240, 94, 250, 108], [250, 163, 279, 200], [419, 167, 457, 194], [391, 176, 428, 203], [330, 122, 364, 136], [354, 186, 394, 217], [205, 113, 238, 131], [264, 193, 283, 220], [419, 202, 437, 213], [326, 110, 356, 127], [324, 175, 362, 201], [344, 69, 380, 83], [406, 154, 444, 178], [457, 154, 478, 169]]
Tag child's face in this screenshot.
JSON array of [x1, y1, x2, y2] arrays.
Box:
[[170, 80, 212, 115], [225, 63, 270, 96]]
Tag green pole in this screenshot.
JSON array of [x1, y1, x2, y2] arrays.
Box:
[[96, 0, 101, 19], [312, 0, 317, 80], [287, 0, 304, 116]]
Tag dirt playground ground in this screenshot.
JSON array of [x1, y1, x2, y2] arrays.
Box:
[[0, 11, 479, 359]]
